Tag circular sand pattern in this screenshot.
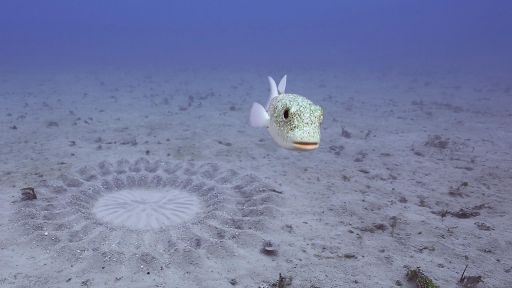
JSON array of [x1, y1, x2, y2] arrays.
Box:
[[13, 158, 282, 275], [93, 189, 201, 229]]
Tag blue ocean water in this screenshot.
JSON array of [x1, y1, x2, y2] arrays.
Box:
[[1, 0, 511, 71]]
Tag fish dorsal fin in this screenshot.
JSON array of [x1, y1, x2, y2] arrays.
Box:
[[266, 76, 279, 109], [250, 102, 270, 128], [278, 74, 287, 94]]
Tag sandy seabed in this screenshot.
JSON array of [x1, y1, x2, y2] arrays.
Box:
[[0, 68, 511, 287]]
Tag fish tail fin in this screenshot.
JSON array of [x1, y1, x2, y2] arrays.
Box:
[[250, 102, 270, 128]]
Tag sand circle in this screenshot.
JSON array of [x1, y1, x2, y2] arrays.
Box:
[[93, 189, 201, 230], [13, 158, 283, 276]]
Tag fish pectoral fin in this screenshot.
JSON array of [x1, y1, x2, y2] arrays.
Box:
[[250, 102, 270, 128], [278, 74, 287, 94]]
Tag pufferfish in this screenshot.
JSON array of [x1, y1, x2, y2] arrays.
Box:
[[250, 75, 323, 150]]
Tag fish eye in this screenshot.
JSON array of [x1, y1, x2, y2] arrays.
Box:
[[283, 108, 289, 120]]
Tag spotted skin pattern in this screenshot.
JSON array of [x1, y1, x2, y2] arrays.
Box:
[[268, 94, 323, 149]]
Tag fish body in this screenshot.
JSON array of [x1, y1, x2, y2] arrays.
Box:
[[250, 75, 323, 150]]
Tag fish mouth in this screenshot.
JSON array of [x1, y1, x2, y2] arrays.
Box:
[[292, 142, 319, 150]]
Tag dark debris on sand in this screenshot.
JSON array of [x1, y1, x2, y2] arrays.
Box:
[[257, 273, 292, 288], [433, 203, 491, 219], [459, 265, 483, 288], [20, 187, 37, 201], [406, 267, 438, 288], [424, 134, 450, 150], [272, 273, 293, 288], [260, 240, 278, 256]]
